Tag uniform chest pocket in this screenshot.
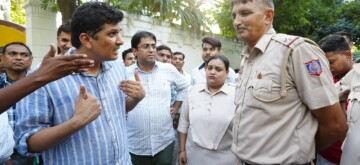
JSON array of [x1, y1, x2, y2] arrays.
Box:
[[247, 79, 281, 102], [347, 84, 360, 123]]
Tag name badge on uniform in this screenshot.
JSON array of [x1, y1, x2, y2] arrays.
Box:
[[305, 59, 322, 76]]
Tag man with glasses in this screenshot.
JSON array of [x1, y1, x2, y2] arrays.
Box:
[[126, 31, 189, 165], [0, 42, 34, 164]]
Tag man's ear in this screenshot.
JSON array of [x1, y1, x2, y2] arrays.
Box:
[[264, 9, 274, 26], [79, 33, 92, 49], [344, 50, 352, 60], [132, 48, 138, 56]]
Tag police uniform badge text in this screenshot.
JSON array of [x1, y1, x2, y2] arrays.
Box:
[[305, 59, 322, 76]]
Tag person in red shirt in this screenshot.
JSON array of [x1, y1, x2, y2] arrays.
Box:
[[317, 34, 353, 165]]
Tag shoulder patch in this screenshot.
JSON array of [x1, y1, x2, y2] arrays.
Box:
[[305, 59, 322, 76]]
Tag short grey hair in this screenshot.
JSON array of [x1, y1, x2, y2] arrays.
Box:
[[232, 0, 274, 9]]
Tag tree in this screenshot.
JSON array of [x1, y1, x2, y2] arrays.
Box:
[[213, 0, 236, 39], [41, 0, 80, 22], [10, 0, 27, 25], [41, 0, 209, 34], [214, 0, 360, 48], [111, 0, 209, 34]]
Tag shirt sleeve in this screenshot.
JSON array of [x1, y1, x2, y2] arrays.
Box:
[[290, 42, 339, 110], [177, 94, 190, 133], [14, 86, 53, 156], [190, 68, 196, 86], [171, 66, 189, 101], [0, 113, 14, 163], [227, 68, 238, 84], [337, 69, 354, 101]]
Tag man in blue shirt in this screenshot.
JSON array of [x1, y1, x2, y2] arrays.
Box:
[[14, 2, 145, 164], [0, 42, 34, 164]]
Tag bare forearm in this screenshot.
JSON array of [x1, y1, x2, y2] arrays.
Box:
[[27, 118, 83, 153], [312, 103, 348, 152], [315, 125, 347, 151], [0, 72, 47, 113], [179, 132, 187, 151], [172, 101, 182, 112]]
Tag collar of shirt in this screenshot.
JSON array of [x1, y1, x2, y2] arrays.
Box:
[[198, 83, 232, 96], [0, 73, 13, 88], [131, 61, 159, 73], [66, 47, 112, 76], [242, 28, 276, 58], [198, 63, 205, 70]]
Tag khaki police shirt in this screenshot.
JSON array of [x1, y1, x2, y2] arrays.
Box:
[[232, 28, 338, 164], [337, 64, 360, 165]]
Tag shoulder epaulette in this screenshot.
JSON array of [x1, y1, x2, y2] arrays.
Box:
[[272, 33, 318, 49]]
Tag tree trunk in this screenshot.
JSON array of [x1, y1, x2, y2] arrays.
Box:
[[57, 0, 76, 23]]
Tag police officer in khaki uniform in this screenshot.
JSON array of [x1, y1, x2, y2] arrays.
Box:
[[231, 0, 348, 164]]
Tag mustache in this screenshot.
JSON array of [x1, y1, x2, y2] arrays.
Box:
[[235, 25, 247, 30]]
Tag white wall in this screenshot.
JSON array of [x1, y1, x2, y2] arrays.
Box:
[[26, 4, 244, 73], [119, 11, 244, 73], [24, 0, 57, 64]]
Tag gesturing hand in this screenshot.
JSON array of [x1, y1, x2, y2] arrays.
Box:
[[119, 70, 145, 101], [37, 44, 94, 82], [72, 85, 101, 129]]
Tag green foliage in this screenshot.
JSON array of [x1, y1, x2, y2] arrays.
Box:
[[113, 0, 208, 34], [215, 0, 360, 48], [214, 0, 236, 39], [40, 0, 208, 34], [10, 0, 27, 25], [40, 0, 58, 12]]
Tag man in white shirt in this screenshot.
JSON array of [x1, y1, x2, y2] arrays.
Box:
[[190, 37, 237, 85], [126, 31, 189, 165]]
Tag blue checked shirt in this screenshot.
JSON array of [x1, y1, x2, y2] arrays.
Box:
[[14, 48, 132, 165], [0, 73, 17, 130], [126, 62, 189, 156]]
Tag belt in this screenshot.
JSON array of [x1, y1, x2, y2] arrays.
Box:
[[242, 161, 311, 165]]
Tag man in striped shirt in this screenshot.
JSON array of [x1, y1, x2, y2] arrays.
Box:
[[14, 2, 145, 164], [126, 31, 189, 165]]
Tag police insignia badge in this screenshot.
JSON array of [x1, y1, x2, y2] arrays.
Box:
[[305, 59, 322, 76]]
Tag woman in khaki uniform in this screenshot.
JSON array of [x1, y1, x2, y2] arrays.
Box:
[[177, 55, 237, 165]]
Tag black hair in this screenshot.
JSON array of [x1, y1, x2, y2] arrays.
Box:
[[205, 55, 230, 72], [173, 51, 185, 60], [2, 42, 32, 56], [333, 31, 353, 44], [71, 2, 124, 48], [131, 31, 157, 49], [202, 37, 222, 50], [57, 20, 71, 37], [156, 45, 172, 54], [318, 34, 350, 53], [122, 48, 133, 61]]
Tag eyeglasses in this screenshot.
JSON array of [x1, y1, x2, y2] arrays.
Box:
[[5, 51, 32, 59], [138, 44, 156, 50]]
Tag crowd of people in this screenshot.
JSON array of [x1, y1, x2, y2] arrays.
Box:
[[0, 0, 359, 165]]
